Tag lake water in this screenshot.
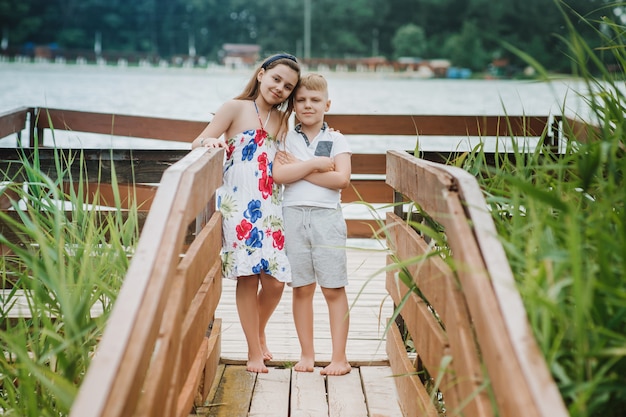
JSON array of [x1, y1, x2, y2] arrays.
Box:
[[0, 61, 591, 152]]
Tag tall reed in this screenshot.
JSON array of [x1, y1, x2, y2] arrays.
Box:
[[464, 1, 626, 415], [0, 138, 140, 415]]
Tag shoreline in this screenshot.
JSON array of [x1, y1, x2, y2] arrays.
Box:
[[0, 57, 532, 81]]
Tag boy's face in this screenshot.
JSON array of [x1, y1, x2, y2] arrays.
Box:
[[294, 87, 330, 126]]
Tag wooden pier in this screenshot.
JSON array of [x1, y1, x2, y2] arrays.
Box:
[[199, 245, 401, 416], [0, 107, 576, 417], [216, 246, 391, 365]]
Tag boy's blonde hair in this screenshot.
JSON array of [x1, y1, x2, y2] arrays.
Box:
[[297, 73, 328, 94]]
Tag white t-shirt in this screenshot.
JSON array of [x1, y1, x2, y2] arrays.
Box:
[[281, 122, 351, 208]]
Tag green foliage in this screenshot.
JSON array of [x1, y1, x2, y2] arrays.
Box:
[[370, 2, 626, 415], [0, 142, 140, 415], [0, 0, 610, 72], [460, 2, 626, 415], [392, 23, 426, 59], [442, 21, 489, 70]]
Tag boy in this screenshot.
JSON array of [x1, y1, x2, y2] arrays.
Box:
[[273, 73, 352, 375]]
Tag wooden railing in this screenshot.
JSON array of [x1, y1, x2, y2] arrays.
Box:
[[384, 150, 568, 417], [0, 107, 562, 240], [69, 147, 224, 417], [0, 107, 574, 416]]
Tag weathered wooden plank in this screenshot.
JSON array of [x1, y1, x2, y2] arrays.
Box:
[[64, 182, 158, 210], [386, 152, 568, 417], [0, 107, 28, 139], [168, 148, 224, 227], [70, 149, 222, 417], [202, 363, 226, 412], [385, 213, 469, 409], [442, 280, 493, 417], [346, 218, 384, 239], [327, 369, 368, 417], [386, 150, 455, 222], [325, 114, 549, 137], [385, 261, 449, 379], [433, 161, 568, 417], [176, 337, 209, 417], [135, 272, 186, 417], [70, 170, 187, 417], [200, 319, 222, 403], [0, 148, 190, 184], [435, 181, 537, 417], [202, 365, 405, 417], [248, 368, 291, 417], [36, 108, 207, 142], [351, 153, 386, 175], [291, 368, 329, 417], [30, 110, 551, 143], [564, 115, 599, 144], [385, 212, 450, 320], [177, 212, 222, 308], [385, 320, 439, 417], [205, 365, 256, 417], [385, 154, 500, 417], [360, 366, 404, 417], [344, 179, 393, 204], [179, 263, 222, 390]]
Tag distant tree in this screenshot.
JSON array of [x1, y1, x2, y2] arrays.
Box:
[[2, 0, 615, 73], [0, 0, 37, 47], [392, 23, 426, 59], [442, 21, 489, 70]]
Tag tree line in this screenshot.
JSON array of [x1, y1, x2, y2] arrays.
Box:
[[0, 0, 620, 72]]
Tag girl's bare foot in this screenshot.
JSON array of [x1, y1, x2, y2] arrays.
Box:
[[320, 361, 351, 376], [247, 358, 269, 373], [260, 335, 273, 361], [293, 356, 315, 372]]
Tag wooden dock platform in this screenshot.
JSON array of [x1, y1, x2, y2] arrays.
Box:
[[215, 242, 393, 365], [196, 243, 406, 417]]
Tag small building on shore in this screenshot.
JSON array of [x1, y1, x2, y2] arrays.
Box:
[[219, 44, 261, 68]]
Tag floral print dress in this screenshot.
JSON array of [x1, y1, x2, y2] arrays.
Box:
[[217, 104, 291, 283]]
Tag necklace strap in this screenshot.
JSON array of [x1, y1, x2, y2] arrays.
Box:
[[253, 101, 272, 129]]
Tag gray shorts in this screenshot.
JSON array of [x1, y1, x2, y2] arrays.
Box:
[[283, 205, 348, 288]]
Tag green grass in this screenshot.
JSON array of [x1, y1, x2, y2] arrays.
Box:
[[0, 138, 140, 415], [459, 2, 626, 415], [367, 2, 626, 416]]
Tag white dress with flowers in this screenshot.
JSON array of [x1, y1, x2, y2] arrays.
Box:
[[217, 110, 291, 282]]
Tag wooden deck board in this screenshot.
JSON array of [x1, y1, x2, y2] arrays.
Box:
[[291, 367, 329, 417], [248, 368, 291, 417], [190, 244, 407, 417], [215, 244, 392, 365], [194, 365, 405, 417], [360, 366, 405, 417], [327, 369, 368, 417]]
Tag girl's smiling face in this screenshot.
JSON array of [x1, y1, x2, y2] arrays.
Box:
[[257, 64, 299, 105]]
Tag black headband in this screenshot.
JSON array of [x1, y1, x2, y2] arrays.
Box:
[[261, 53, 298, 69]]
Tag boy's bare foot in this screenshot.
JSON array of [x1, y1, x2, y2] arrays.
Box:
[[320, 361, 351, 376], [247, 358, 269, 373], [293, 357, 315, 372]]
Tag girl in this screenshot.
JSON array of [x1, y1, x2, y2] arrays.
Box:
[[191, 53, 300, 373]]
